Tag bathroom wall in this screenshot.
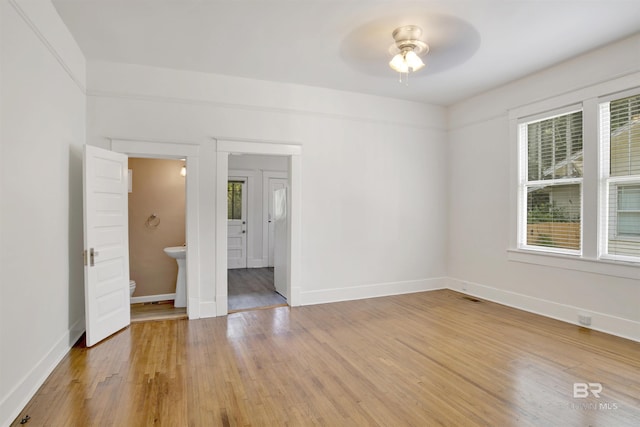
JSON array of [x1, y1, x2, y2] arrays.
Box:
[[128, 158, 186, 297]]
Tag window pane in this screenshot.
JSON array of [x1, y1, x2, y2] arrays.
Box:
[[527, 112, 583, 181], [610, 95, 640, 177], [526, 184, 581, 250], [227, 181, 243, 220], [233, 183, 242, 219], [227, 182, 234, 219], [616, 185, 640, 237], [618, 185, 640, 210], [618, 213, 640, 236]]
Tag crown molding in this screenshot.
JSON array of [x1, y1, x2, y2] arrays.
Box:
[[86, 89, 446, 132], [8, 0, 86, 94]]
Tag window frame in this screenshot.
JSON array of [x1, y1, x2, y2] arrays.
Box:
[[517, 105, 584, 256], [507, 74, 640, 279], [598, 89, 640, 263]]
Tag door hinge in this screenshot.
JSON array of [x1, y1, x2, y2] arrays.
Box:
[[83, 249, 88, 266]]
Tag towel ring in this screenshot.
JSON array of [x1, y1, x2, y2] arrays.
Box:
[[145, 213, 160, 229]]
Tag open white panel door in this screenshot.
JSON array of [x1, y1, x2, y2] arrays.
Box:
[[83, 145, 130, 347], [267, 178, 287, 266], [273, 188, 287, 298]]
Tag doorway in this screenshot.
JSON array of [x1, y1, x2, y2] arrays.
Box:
[[215, 139, 302, 316], [111, 138, 201, 320], [127, 157, 188, 322], [226, 165, 288, 312]]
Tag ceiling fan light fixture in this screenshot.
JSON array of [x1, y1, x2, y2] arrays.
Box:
[[389, 53, 409, 73], [389, 25, 429, 83], [404, 50, 425, 71]]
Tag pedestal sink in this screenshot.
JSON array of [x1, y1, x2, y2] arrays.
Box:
[[163, 246, 186, 308]]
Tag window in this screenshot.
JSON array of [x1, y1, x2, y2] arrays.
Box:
[[511, 85, 640, 275], [227, 181, 243, 220], [519, 110, 583, 253], [600, 94, 640, 261]]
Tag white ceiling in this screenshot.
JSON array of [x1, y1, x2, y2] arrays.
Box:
[[52, 0, 640, 106]]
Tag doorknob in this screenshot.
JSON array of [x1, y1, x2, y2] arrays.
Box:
[[242, 230, 246, 234], [89, 248, 99, 266]]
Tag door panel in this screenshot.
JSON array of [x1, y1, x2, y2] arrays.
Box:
[[273, 188, 287, 297], [227, 179, 247, 269], [268, 178, 288, 267], [83, 145, 130, 347]]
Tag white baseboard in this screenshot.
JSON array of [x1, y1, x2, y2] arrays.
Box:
[[188, 297, 200, 319], [247, 258, 265, 268], [130, 293, 176, 304], [199, 301, 217, 318], [0, 317, 85, 427], [300, 277, 448, 306], [447, 278, 640, 342]]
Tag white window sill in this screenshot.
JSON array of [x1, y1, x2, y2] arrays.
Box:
[[507, 248, 639, 280]]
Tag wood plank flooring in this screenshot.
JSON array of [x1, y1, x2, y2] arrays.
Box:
[[130, 301, 187, 323], [228, 267, 286, 312], [12, 290, 640, 426]]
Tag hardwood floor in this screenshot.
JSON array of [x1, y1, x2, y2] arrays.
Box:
[[13, 290, 640, 426], [130, 301, 187, 322], [228, 267, 286, 312]]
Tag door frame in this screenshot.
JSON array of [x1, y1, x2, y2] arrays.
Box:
[[262, 172, 288, 267], [110, 138, 201, 319], [216, 139, 302, 315]]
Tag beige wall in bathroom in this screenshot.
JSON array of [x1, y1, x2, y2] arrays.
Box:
[[128, 158, 186, 297]]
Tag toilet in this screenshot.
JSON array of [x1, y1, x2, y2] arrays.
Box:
[[129, 280, 136, 298]]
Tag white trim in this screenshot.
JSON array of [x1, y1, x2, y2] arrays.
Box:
[[598, 86, 640, 104], [248, 258, 266, 268], [301, 278, 448, 306], [130, 293, 177, 304], [111, 138, 199, 157], [86, 91, 442, 132], [215, 151, 229, 315], [217, 139, 301, 156], [0, 317, 85, 427], [199, 301, 217, 318], [448, 277, 640, 342], [507, 73, 640, 120], [215, 138, 302, 317], [110, 138, 202, 319], [7, 0, 86, 93], [516, 104, 582, 125], [582, 97, 599, 259], [507, 249, 639, 280]]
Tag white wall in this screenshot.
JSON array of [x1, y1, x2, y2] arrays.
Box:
[[229, 154, 287, 267], [447, 34, 640, 341], [0, 1, 86, 425], [86, 61, 449, 310]]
